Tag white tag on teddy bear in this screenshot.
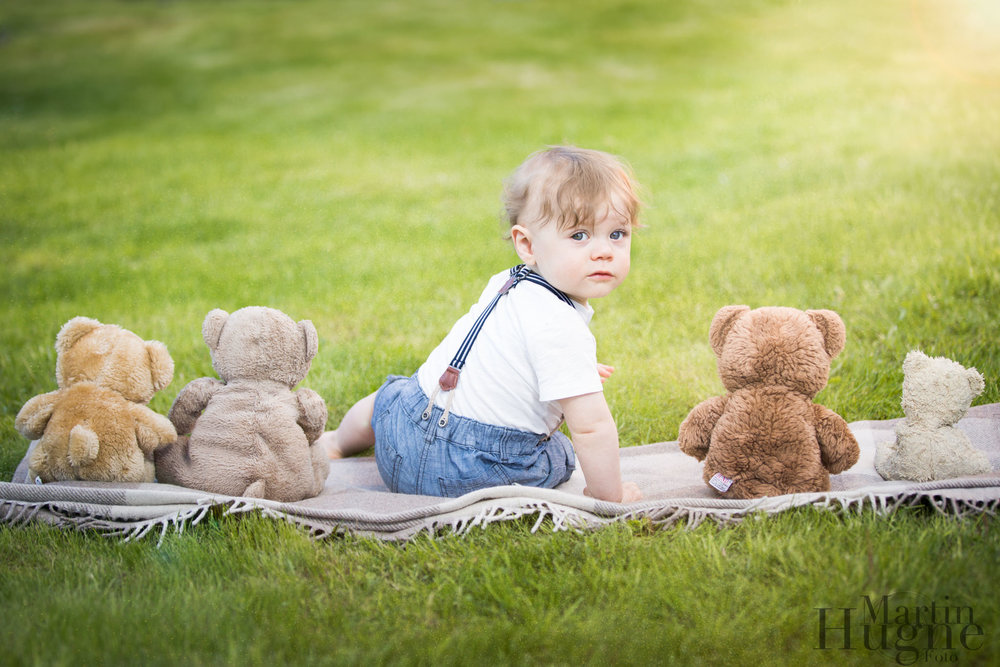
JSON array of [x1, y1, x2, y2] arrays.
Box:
[[709, 472, 733, 493], [34, 475, 43, 486]]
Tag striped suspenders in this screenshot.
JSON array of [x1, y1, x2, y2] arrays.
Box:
[[423, 265, 574, 427]]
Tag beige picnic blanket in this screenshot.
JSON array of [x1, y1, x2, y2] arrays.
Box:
[[3, 404, 999, 543]]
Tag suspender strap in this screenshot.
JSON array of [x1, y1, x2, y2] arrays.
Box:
[[520, 273, 574, 307], [437, 265, 573, 392]]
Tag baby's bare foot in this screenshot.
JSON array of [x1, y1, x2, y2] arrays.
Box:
[[317, 431, 344, 460]]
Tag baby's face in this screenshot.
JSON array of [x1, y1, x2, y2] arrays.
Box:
[[513, 194, 632, 305]]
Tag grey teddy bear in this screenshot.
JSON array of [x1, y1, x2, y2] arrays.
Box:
[[155, 307, 330, 501]]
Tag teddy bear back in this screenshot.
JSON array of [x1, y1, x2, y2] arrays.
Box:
[[901, 350, 984, 427], [164, 382, 321, 493], [30, 383, 159, 482], [202, 307, 318, 387], [54, 316, 173, 404], [711, 306, 845, 398]]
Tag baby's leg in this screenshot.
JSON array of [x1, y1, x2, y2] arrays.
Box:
[[318, 391, 377, 459]]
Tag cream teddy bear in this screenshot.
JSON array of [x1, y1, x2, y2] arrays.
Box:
[[874, 350, 991, 481], [154, 307, 330, 501]]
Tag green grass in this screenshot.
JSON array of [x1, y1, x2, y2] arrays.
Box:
[[2, 509, 997, 666], [1, 0, 999, 663]]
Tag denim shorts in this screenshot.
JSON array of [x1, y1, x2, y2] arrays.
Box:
[[371, 375, 576, 498]]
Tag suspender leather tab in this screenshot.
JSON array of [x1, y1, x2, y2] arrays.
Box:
[[438, 365, 461, 392]]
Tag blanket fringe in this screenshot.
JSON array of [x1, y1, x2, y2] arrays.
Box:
[[119, 504, 216, 548], [449, 501, 588, 536], [0, 498, 220, 547], [427, 502, 575, 537], [2, 489, 998, 545], [2, 498, 45, 525]]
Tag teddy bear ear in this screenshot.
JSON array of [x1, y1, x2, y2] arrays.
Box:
[[806, 309, 846, 359], [202, 309, 229, 351], [145, 340, 175, 392], [55, 316, 103, 354], [903, 349, 930, 374], [298, 320, 318, 363], [966, 366, 985, 396], [708, 305, 749, 356]]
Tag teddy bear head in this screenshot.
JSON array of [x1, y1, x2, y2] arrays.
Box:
[[202, 307, 318, 387], [54, 316, 174, 404], [901, 350, 984, 426], [708, 305, 846, 397]]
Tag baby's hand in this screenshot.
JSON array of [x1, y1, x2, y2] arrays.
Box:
[[620, 482, 642, 503], [583, 481, 642, 503], [597, 363, 615, 383]]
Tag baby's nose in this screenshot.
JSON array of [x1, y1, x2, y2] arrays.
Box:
[[591, 238, 613, 258]]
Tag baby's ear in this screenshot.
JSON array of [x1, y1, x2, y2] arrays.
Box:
[[509, 225, 534, 265], [807, 309, 846, 359], [708, 306, 749, 356], [202, 309, 229, 352], [298, 319, 318, 363]]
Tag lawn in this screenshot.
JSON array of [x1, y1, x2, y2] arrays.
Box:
[[1, 0, 998, 664]]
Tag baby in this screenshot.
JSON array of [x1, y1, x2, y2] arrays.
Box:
[[319, 146, 642, 503]]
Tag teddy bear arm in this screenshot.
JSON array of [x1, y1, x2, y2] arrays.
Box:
[[813, 404, 860, 474], [14, 391, 60, 440], [133, 406, 179, 454], [168, 377, 223, 434], [678, 395, 729, 461], [295, 388, 329, 443]]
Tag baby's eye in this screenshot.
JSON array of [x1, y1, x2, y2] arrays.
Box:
[[570, 231, 589, 241], [610, 229, 629, 240]]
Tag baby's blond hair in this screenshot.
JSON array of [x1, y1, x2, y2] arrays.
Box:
[[502, 146, 641, 238]]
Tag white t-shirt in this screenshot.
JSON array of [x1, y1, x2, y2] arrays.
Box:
[[417, 269, 603, 435]]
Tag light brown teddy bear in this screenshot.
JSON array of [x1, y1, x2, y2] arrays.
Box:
[[678, 305, 860, 499], [15, 317, 177, 483], [874, 350, 991, 481], [154, 307, 330, 502]]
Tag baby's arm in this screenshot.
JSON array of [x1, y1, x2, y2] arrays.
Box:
[[558, 391, 641, 503]]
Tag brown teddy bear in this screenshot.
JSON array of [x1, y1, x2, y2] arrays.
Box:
[[678, 305, 860, 498], [15, 317, 177, 483], [154, 307, 330, 502]]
